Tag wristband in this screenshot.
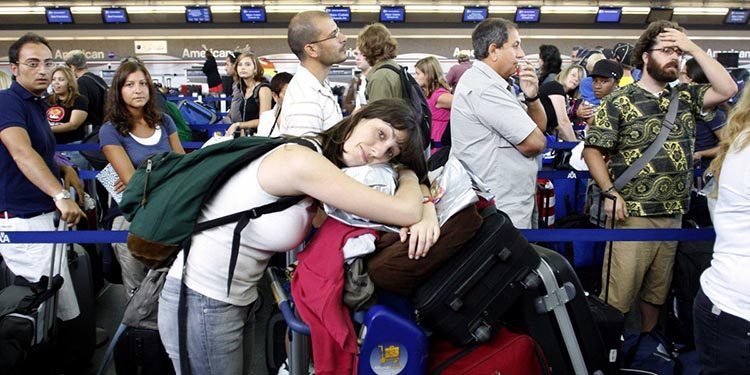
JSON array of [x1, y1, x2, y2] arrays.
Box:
[[604, 186, 616, 193], [525, 94, 539, 103]]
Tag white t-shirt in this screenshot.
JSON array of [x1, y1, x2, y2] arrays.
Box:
[[701, 129, 750, 322], [168, 144, 316, 306], [257, 106, 280, 138]]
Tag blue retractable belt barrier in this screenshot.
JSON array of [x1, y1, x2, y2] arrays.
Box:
[[0, 228, 715, 244]]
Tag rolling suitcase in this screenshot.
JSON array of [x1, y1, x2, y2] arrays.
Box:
[[412, 209, 542, 346], [0, 217, 66, 374], [509, 245, 620, 375], [428, 327, 549, 375]]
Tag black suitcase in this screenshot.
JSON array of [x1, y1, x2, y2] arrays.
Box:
[[412, 209, 542, 346], [114, 327, 176, 375], [508, 245, 617, 375], [588, 294, 625, 372]]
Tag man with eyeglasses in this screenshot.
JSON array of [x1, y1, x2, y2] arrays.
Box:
[[583, 21, 737, 332], [0, 33, 84, 324], [280, 10, 347, 136]]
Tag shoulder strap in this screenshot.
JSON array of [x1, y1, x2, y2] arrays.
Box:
[[252, 83, 269, 104], [613, 89, 680, 190], [81, 73, 108, 92], [375, 64, 411, 99]]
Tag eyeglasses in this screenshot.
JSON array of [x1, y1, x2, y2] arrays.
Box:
[[648, 46, 685, 56], [308, 28, 341, 45], [15, 60, 56, 70]]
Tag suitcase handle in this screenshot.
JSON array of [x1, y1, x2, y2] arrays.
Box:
[[449, 247, 511, 311]]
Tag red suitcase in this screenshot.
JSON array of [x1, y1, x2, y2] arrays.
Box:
[[428, 328, 549, 375]]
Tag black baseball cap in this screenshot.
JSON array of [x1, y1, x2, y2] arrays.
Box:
[[589, 59, 623, 81]]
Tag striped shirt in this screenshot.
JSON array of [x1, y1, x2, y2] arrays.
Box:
[[279, 64, 343, 136]]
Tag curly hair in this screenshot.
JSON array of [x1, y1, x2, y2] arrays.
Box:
[[357, 23, 398, 67], [632, 20, 685, 69], [105, 61, 161, 136]]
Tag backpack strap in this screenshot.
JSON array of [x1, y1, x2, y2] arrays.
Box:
[[375, 64, 411, 100], [80, 73, 109, 92], [252, 83, 270, 105]]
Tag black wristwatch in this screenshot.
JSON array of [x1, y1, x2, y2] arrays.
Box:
[[525, 94, 539, 103]]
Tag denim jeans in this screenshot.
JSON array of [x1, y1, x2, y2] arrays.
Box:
[[693, 287, 750, 375], [158, 277, 253, 375]]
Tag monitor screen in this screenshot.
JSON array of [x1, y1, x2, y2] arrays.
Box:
[[725, 9, 750, 24], [46, 7, 74, 24], [240, 6, 266, 23], [325, 7, 351, 23], [463, 7, 488, 23], [186, 6, 212, 23], [596, 7, 622, 23], [102, 8, 129, 24], [380, 6, 405, 23], [646, 8, 673, 23], [515, 7, 540, 23]]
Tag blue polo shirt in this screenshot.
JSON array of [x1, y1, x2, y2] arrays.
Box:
[[0, 81, 58, 216]]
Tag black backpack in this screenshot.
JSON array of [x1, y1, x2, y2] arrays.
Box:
[[375, 64, 432, 150]]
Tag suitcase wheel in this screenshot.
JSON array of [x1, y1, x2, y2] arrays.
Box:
[[471, 322, 492, 343], [498, 248, 512, 262], [521, 272, 541, 290]]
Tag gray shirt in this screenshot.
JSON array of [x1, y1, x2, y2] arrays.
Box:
[[449, 61, 539, 229]]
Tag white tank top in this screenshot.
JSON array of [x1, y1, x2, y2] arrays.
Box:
[[168, 144, 316, 306]]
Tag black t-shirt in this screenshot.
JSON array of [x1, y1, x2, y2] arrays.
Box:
[[202, 55, 223, 88], [221, 76, 234, 97], [77, 72, 108, 128], [538, 80, 566, 133], [47, 95, 89, 144]]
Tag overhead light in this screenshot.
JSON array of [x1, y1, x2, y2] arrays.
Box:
[[70, 7, 101, 15], [488, 6, 517, 13], [674, 7, 730, 15], [350, 5, 381, 13], [265, 5, 324, 12], [541, 6, 597, 14], [210, 6, 239, 14], [622, 7, 651, 15], [0, 7, 44, 15], [126, 6, 185, 14], [405, 5, 464, 14]]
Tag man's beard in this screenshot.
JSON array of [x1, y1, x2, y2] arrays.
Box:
[[647, 58, 679, 83]]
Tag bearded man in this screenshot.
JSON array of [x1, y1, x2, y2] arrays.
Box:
[[582, 20, 737, 331]]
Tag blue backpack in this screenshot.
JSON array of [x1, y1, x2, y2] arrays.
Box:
[[621, 331, 679, 375], [178, 100, 219, 125]]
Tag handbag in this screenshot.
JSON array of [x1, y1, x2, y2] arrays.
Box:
[[589, 90, 680, 227]]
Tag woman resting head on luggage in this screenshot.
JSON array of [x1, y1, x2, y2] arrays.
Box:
[[157, 98, 438, 374], [99, 60, 185, 296]]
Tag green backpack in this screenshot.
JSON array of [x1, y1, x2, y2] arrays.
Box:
[[165, 101, 193, 142], [119, 136, 315, 289]]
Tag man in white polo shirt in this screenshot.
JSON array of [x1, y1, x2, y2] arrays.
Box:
[[280, 10, 347, 136]]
